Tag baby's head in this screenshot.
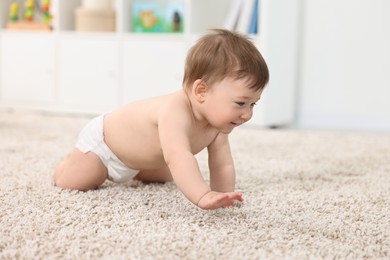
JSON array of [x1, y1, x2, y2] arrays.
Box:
[[183, 29, 269, 92]]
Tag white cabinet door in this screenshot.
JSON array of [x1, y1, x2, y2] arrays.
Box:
[[248, 0, 300, 127], [0, 32, 55, 104], [58, 35, 119, 113], [122, 37, 186, 103]]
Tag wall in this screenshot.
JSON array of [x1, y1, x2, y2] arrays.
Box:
[[297, 0, 390, 131]]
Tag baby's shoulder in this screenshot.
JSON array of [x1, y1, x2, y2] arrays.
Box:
[[157, 92, 194, 126], [158, 91, 191, 113]]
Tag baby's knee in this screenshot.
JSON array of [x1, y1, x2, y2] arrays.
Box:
[[52, 164, 80, 190], [53, 166, 69, 189], [53, 173, 91, 191]]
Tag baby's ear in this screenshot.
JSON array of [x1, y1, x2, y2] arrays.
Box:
[[192, 79, 208, 102]]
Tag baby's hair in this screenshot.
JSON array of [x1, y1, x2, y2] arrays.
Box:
[[183, 29, 269, 91]]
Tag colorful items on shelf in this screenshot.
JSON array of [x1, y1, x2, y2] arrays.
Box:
[[23, 0, 35, 22], [9, 2, 19, 22], [8, 0, 52, 24], [41, 0, 53, 23], [6, 0, 53, 31], [132, 1, 184, 33]]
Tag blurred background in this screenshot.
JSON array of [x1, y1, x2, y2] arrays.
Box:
[[0, 0, 389, 132], [297, 0, 390, 132]]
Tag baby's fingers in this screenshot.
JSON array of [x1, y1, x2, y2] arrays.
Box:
[[218, 193, 241, 208], [226, 192, 243, 202]]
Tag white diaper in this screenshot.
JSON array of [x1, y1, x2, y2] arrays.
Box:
[[75, 114, 139, 183]]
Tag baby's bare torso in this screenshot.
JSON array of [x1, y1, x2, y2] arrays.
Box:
[[103, 91, 218, 170]]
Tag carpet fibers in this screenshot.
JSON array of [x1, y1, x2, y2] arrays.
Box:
[[0, 110, 389, 259]]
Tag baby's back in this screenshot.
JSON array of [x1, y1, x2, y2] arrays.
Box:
[[103, 91, 182, 170]]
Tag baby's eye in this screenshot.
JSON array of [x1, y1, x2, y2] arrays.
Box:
[[250, 102, 257, 107], [235, 102, 245, 107]]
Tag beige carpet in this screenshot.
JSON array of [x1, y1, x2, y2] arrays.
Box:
[[0, 110, 389, 259]]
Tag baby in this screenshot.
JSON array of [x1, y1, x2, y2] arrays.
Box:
[[54, 29, 269, 210]]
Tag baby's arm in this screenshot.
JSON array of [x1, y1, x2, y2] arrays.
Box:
[[158, 100, 242, 209], [197, 191, 243, 209], [158, 107, 211, 207], [195, 133, 243, 209], [163, 145, 242, 209], [208, 132, 236, 192]]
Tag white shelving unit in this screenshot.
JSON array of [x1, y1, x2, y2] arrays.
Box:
[[0, 0, 300, 127]]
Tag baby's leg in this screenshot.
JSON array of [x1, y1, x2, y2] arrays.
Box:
[[135, 166, 173, 183], [54, 148, 108, 191]]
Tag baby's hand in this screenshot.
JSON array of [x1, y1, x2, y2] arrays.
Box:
[[197, 191, 243, 210]]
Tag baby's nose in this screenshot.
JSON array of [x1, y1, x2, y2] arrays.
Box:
[[240, 109, 253, 121]]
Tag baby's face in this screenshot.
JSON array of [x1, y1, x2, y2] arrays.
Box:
[[202, 77, 262, 134]]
